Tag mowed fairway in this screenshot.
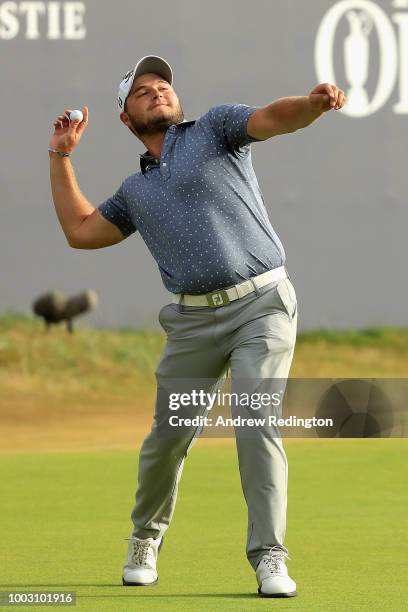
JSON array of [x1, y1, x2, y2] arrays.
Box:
[[1, 440, 407, 612], [1, 316, 408, 610]]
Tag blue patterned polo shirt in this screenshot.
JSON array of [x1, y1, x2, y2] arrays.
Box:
[[98, 104, 286, 294]]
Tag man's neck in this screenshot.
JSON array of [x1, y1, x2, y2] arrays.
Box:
[[141, 131, 167, 159]]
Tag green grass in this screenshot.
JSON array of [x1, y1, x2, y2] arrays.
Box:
[[3, 311, 408, 347], [2, 313, 408, 401], [297, 326, 408, 348], [0, 441, 407, 611], [0, 313, 165, 399]]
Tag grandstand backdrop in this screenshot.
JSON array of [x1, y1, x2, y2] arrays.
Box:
[[1, 0, 406, 329]]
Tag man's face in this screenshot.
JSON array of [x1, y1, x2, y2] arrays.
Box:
[[120, 72, 184, 137]]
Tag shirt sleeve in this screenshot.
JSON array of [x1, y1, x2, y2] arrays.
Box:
[[205, 104, 263, 152], [97, 182, 137, 238]]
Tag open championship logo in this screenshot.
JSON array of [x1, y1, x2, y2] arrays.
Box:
[[315, 0, 408, 117]]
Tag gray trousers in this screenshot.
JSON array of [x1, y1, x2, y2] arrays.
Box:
[[130, 274, 298, 570]]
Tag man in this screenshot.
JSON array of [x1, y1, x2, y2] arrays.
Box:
[[49, 55, 346, 597]]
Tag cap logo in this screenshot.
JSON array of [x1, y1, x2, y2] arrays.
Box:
[[118, 97, 123, 108], [122, 69, 134, 84]]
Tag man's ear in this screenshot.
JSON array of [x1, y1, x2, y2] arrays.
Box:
[[120, 111, 138, 137], [119, 111, 129, 127]]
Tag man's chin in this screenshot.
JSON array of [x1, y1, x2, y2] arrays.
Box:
[[129, 107, 184, 136], [151, 107, 178, 125]]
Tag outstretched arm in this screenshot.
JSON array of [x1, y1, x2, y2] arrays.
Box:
[[247, 83, 347, 140]]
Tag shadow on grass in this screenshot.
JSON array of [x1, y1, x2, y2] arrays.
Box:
[[0, 585, 258, 599], [80, 593, 259, 599]]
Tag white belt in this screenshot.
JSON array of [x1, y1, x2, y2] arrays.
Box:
[[171, 266, 287, 308]]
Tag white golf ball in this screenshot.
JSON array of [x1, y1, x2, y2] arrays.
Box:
[[69, 110, 83, 123]]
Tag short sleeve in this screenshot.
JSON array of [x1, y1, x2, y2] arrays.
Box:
[[205, 104, 262, 151], [97, 183, 137, 238]]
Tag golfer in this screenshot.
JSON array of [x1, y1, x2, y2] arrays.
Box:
[[48, 55, 346, 597]]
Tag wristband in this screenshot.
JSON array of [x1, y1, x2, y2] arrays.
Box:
[[48, 148, 71, 157]]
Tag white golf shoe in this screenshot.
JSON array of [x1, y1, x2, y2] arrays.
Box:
[[122, 536, 162, 586], [256, 547, 297, 597]]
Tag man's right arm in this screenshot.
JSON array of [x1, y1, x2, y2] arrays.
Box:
[[49, 105, 125, 249], [49, 152, 125, 249]]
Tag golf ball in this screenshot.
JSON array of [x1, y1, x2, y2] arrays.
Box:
[[69, 110, 83, 123]]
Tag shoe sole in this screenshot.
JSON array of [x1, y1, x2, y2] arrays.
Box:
[[258, 588, 297, 598], [122, 578, 158, 587]]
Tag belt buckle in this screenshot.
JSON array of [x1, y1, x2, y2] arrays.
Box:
[[206, 289, 230, 308]]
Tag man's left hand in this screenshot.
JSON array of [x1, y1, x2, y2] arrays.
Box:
[[309, 83, 347, 112]]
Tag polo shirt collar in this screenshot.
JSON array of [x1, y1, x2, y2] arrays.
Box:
[[139, 151, 160, 174]]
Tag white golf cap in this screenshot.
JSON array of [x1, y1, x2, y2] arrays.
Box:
[[117, 55, 173, 113]]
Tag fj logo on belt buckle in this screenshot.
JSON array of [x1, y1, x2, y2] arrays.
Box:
[[206, 289, 230, 307]]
